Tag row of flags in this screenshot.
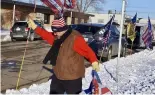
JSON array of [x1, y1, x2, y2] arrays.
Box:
[[104, 13, 154, 50], [127, 13, 154, 50]]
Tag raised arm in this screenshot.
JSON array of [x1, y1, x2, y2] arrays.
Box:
[[27, 18, 54, 45], [34, 27, 54, 45]]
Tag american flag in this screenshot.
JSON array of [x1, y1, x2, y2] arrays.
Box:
[[52, 17, 66, 27], [103, 15, 115, 45], [82, 70, 112, 94], [103, 31, 111, 45], [41, 0, 76, 17], [142, 17, 154, 49]]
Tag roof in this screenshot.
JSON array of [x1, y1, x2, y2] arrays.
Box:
[[77, 23, 105, 27], [1, 0, 94, 17], [73, 22, 120, 27], [124, 23, 147, 26]]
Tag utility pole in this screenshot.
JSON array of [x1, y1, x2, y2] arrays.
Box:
[[116, 0, 126, 94], [70, 9, 73, 24], [12, 3, 16, 26]]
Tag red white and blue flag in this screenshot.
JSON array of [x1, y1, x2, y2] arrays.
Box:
[[64, 0, 76, 9], [142, 17, 154, 49], [40, 0, 76, 17], [103, 15, 115, 46], [82, 70, 112, 94]]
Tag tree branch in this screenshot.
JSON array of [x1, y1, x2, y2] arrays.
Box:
[[83, 0, 93, 12]]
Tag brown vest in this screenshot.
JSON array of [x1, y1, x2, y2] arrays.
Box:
[[53, 30, 85, 80]]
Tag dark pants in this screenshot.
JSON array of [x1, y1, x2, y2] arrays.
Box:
[[50, 75, 82, 94]]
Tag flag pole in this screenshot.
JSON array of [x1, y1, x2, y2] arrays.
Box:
[[116, 0, 126, 93]]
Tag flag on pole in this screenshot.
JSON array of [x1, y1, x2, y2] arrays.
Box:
[[41, 0, 64, 16], [127, 13, 137, 42], [64, 0, 76, 8], [40, 0, 76, 17], [103, 15, 115, 46], [142, 17, 154, 50], [82, 70, 112, 94]]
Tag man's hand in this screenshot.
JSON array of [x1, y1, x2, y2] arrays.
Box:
[[27, 18, 37, 30], [92, 61, 100, 72]]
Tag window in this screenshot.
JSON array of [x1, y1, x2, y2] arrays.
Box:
[[13, 22, 28, 27], [88, 18, 92, 23], [44, 14, 50, 24], [114, 20, 118, 23], [72, 25, 101, 34], [98, 19, 104, 23]]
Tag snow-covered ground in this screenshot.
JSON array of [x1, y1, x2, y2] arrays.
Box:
[[0, 29, 11, 42], [4, 47, 155, 94]]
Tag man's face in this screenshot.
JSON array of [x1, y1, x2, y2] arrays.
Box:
[[53, 31, 65, 38]]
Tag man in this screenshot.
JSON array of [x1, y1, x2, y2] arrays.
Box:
[[28, 17, 100, 94]]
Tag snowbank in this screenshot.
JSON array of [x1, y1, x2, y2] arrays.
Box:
[[4, 47, 155, 94]]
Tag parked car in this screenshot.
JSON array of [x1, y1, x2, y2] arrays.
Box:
[[10, 20, 43, 41], [70, 23, 127, 61]]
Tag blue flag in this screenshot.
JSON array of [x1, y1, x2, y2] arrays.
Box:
[[103, 15, 115, 45], [131, 13, 137, 24]]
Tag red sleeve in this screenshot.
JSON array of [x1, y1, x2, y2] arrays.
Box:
[[73, 36, 98, 63], [34, 26, 54, 45]]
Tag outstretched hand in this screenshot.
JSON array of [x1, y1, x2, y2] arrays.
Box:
[[27, 17, 37, 30]]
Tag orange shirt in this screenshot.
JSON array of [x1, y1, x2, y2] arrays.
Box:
[[35, 27, 98, 63]]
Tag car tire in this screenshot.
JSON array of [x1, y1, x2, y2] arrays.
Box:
[[107, 47, 112, 61], [29, 33, 34, 41], [11, 38, 16, 42], [121, 46, 126, 57]]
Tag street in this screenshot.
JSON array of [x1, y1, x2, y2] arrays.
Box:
[[1, 40, 54, 93]]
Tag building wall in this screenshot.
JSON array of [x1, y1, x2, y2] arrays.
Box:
[[1, 8, 90, 31], [1, 9, 13, 29], [88, 13, 122, 24], [139, 19, 155, 24]]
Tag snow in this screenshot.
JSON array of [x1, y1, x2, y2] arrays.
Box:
[[0, 29, 11, 42], [4, 47, 155, 94]]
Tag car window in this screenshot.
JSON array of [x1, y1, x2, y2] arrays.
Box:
[[70, 24, 101, 34], [110, 25, 120, 37], [93, 29, 105, 41], [13, 22, 28, 27]]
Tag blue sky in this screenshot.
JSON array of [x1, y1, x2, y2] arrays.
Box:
[[103, 0, 155, 19]]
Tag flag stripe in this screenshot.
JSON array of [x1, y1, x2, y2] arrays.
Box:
[[142, 17, 154, 49], [48, 0, 63, 12], [41, 0, 76, 16]]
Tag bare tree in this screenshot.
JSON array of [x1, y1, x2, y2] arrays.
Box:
[[76, 0, 104, 13]]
